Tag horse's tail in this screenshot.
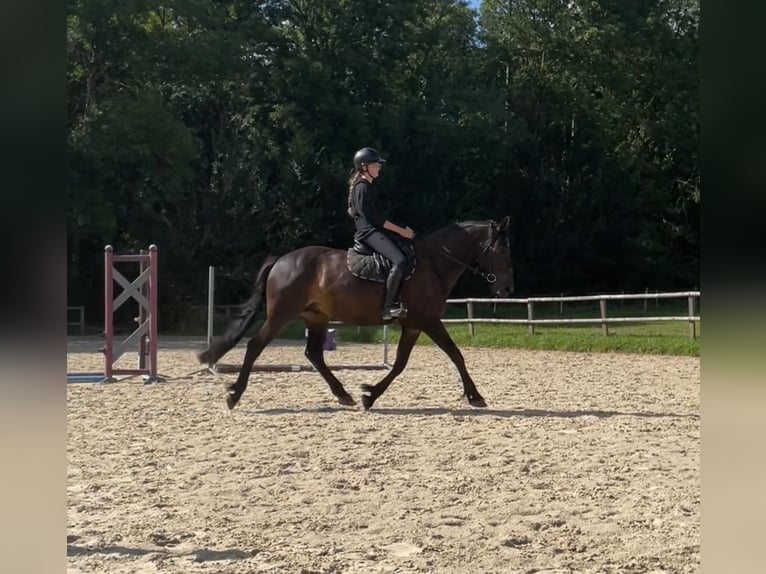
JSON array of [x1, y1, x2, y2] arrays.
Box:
[[197, 255, 279, 366]]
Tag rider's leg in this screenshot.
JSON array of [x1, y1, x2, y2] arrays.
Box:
[[363, 231, 408, 319], [382, 265, 406, 317]]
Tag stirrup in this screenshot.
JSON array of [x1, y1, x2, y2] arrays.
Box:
[[382, 304, 407, 320]]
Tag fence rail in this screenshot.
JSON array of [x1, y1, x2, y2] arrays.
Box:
[[445, 291, 700, 339], [193, 291, 700, 340]]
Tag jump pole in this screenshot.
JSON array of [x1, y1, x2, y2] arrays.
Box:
[[66, 373, 107, 384], [204, 265, 391, 374]]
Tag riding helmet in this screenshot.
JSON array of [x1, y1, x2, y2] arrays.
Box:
[[353, 147, 386, 169]]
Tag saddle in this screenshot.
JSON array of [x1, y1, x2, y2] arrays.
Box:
[[346, 237, 416, 283]]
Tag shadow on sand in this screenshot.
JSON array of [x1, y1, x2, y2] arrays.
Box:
[[67, 544, 255, 562], [241, 405, 698, 420]]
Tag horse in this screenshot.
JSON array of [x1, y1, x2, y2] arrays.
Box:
[[198, 216, 514, 411]]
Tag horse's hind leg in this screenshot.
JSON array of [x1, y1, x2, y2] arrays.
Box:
[[361, 327, 421, 410], [304, 320, 355, 406], [227, 317, 284, 410]]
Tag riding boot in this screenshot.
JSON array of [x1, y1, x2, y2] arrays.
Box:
[[382, 266, 407, 320]]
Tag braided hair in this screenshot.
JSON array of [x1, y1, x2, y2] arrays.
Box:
[[347, 169, 364, 217]]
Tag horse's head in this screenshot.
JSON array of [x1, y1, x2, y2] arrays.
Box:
[[477, 216, 514, 297]]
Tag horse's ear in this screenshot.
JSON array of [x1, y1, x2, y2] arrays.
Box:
[[498, 216, 511, 233]]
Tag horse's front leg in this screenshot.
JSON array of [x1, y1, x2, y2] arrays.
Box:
[[361, 327, 421, 410], [420, 319, 487, 408]]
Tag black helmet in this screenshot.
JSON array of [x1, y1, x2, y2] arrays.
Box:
[[353, 147, 386, 169]]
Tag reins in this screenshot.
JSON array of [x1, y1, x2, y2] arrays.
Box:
[[440, 244, 497, 284]]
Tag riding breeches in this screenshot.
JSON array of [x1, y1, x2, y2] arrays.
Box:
[[362, 231, 407, 269]]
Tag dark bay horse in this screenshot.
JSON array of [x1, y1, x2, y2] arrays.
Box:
[[198, 217, 514, 410]]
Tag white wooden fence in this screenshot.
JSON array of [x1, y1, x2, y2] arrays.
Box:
[[443, 291, 701, 339]]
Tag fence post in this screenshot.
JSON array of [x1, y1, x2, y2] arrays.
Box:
[[148, 245, 159, 381], [559, 293, 564, 314], [138, 249, 148, 371], [467, 300, 475, 337], [600, 298, 609, 336], [527, 300, 535, 335], [644, 287, 648, 313], [383, 324, 389, 366], [688, 294, 696, 340], [207, 266, 215, 366], [104, 246, 114, 380]]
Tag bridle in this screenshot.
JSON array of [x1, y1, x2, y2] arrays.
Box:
[[440, 222, 503, 284]]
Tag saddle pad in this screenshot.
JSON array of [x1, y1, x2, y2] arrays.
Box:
[[346, 242, 416, 283]]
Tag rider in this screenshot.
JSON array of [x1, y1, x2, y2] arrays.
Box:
[[347, 147, 415, 320]]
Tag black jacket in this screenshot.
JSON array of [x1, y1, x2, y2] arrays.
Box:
[[349, 179, 386, 241]]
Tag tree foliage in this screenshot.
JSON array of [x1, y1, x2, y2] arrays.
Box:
[[67, 0, 699, 325]]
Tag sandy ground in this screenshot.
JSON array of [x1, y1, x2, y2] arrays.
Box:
[[67, 338, 699, 574]]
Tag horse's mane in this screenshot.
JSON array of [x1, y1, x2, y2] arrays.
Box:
[[423, 220, 494, 242], [414, 220, 493, 260]]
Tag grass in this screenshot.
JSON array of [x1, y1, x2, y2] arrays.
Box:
[[426, 323, 698, 356], [151, 297, 700, 357], [329, 321, 698, 357]]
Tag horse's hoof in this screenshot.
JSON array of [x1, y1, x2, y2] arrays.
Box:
[[226, 389, 240, 410], [468, 396, 487, 408], [360, 384, 375, 411], [337, 394, 356, 407]]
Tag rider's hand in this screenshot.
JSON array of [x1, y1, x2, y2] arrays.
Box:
[[401, 227, 415, 240]]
